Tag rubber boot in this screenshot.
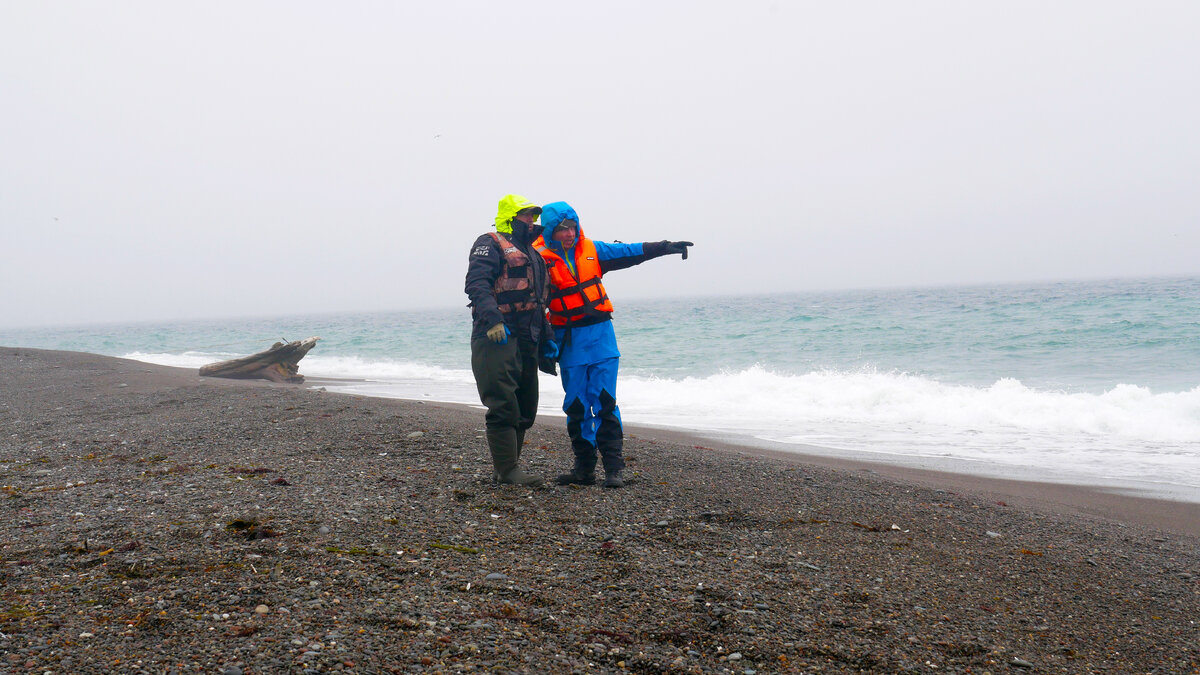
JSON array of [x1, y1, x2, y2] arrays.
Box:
[[487, 428, 543, 487], [599, 441, 625, 489], [495, 429, 529, 483], [602, 469, 625, 489], [555, 468, 596, 486]]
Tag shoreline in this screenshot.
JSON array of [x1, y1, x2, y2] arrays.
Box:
[[310, 379, 1200, 538], [627, 424, 1200, 539], [3, 347, 1199, 673]]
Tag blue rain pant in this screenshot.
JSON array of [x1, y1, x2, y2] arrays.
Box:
[[560, 356, 623, 475]]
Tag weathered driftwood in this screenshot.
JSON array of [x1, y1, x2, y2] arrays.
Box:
[[199, 337, 320, 384]]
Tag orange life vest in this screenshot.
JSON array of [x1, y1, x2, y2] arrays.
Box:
[[488, 232, 542, 313], [535, 237, 614, 327]]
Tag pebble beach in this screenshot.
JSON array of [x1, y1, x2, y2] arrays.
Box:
[[2, 347, 1198, 674]]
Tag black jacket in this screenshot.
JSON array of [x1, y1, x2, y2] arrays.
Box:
[[464, 221, 553, 342]]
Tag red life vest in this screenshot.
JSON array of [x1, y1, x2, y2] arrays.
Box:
[[488, 232, 542, 313], [534, 236, 614, 327]]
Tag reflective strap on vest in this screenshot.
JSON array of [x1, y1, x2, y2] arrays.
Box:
[[549, 276, 602, 301]]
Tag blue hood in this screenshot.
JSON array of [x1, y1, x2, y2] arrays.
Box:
[[540, 201, 583, 258], [541, 201, 579, 234]]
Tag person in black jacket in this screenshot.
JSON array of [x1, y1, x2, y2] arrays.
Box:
[[464, 194, 559, 486]]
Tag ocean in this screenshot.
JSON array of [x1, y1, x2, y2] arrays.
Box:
[[5, 277, 1199, 502]]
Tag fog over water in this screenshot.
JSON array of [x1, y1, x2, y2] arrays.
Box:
[[2, 2, 1198, 329]]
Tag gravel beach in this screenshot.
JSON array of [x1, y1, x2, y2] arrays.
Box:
[[2, 347, 1198, 674]]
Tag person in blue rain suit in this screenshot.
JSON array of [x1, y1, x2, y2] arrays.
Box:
[[533, 201, 692, 488]]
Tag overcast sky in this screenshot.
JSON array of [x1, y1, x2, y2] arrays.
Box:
[[2, 2, 1197, 329]]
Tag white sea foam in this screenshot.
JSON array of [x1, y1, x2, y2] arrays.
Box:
[[620, 366, 1200, 444], [616, 366, 1200, 497], [123, 351, 242, 369]]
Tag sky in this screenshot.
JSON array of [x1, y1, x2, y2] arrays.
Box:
[[2, 1, 1198, 329]]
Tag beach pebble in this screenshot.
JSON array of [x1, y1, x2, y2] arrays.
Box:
[[986, 531, 1002, 538], [1011, 658, 1034, 668], [485, 572, 508, 581], [222, 667, 243, 675], [318, 526, 331, 534], [408, 431, 425, 438], [254, 604, 270, 614]]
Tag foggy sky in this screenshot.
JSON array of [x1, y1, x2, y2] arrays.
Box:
[[2, 1, 1198, 329]]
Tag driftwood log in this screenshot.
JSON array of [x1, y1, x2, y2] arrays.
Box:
[[199, 337, 320, 384]]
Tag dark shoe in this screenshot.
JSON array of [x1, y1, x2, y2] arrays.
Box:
[[602, 470, 625, 489], [555, 470, 596, 486]]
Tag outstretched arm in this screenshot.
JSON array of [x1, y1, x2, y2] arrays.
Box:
[[596, 240, 693, 273]]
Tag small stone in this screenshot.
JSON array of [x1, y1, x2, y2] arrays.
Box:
[[254, 605, 270, 614], [986, 531, 1002, 538], [728, 652, 743, 661], [408, 432, 425, 438], [485, 572, 508, 581], [1011, 658, 1034, 668], [318, 526, 331, 535], [655, 521, 669, 528], [222, 667, 243, 675], [78, 633, 94, 639]]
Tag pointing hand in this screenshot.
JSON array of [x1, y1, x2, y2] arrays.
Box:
[[665, 241, 693, 259]]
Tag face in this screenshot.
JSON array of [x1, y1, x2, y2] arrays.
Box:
[[552, 223, 577, 249], [513, 210, 540, 226]]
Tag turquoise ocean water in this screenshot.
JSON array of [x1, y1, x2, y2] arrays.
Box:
[[5, 277, 1199, 501]]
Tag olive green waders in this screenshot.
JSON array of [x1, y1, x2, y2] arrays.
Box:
[[470, 335, 543, 486]]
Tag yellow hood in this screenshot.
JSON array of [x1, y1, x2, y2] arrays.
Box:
[[494, 194, 540, 235]]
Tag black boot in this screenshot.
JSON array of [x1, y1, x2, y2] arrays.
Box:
[[486, 429, 543, 487], [602, 469, 625, 489], [555, 469, 596, 486]]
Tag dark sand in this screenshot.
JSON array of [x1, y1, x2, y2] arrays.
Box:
[[2, 347, 1198, 673]]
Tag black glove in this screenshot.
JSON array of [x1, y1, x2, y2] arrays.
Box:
[[538, 356, 558, 376], [664, 241, 693, 259]]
